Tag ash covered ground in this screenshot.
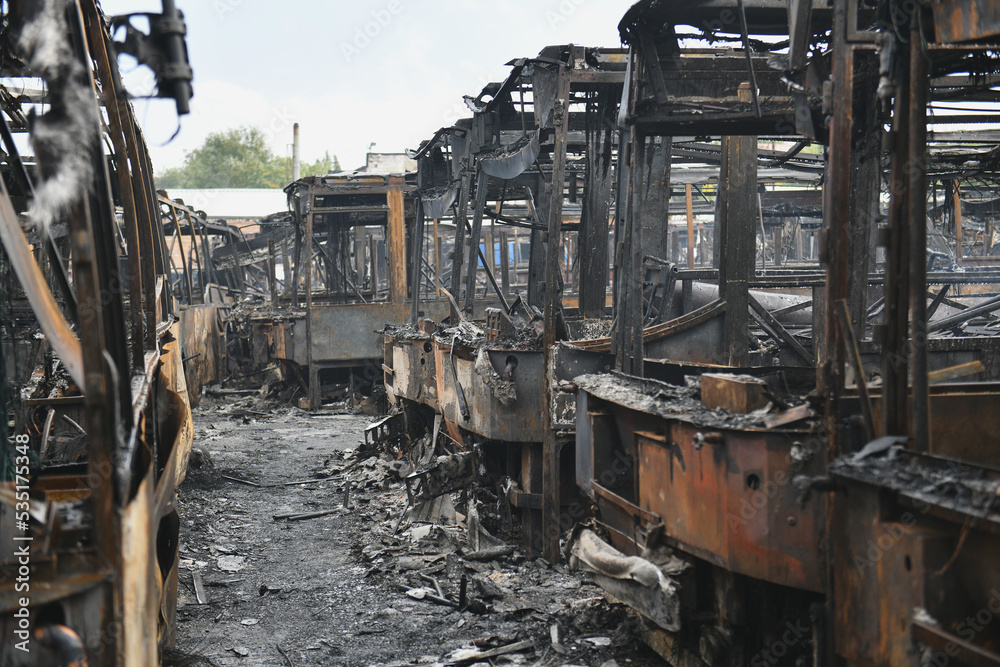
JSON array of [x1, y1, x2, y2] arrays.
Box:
[[167, 397, 665, 667]]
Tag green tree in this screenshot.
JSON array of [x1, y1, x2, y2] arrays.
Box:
[[158, 128, 344, 188], [298, 151, 341, 178], [157, 126, 287, 189]]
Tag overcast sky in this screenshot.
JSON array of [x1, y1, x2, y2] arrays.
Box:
[[97, 0, 636, 174]]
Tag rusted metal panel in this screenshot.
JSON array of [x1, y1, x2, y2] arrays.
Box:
[[927, 389, 1000, 466], [700, 373, 770, 413], [387, 177, 408, 304], [121, 473, 158, 666], [274, 321, 287, 360], [389, 336, 439, 409], [868, 385, 1000, 468], [933, 0, 1000, 42], [635, 424, 825, 592], [569, 299, 726, 365], [552, 346, 612, 430], [156, 322, 195, 499], [179, 305, 223, 395], [831, 470, 1000, 666], [433, 340, 547, 442], [643, 302, 727, 364], [310, 302, 449, 363]]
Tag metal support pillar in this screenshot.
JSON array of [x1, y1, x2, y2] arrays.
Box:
[[908, 17, 930, 452], [847, 54, 881, 341], [411, 201, 425, 325], [450, 170, 471, 321], [718, 84, 757, 368], [823, 9, 854, 425], [882, 30, 911, 437], [542, 62, 571, 564], [464, 170, 489, 315], [305, 210, 316, 408]]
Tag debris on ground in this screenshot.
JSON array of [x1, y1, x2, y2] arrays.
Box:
[[173, 397, 663, 666]]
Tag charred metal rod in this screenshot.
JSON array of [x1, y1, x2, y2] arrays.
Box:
[[771, 300, 813, 319], [479, 206, 580, 232], [836, 300, 877, 443], [736, 0, 762, 118], [458, 574, 468, 610], [40, 409, 55, 459], [927, 292, 1000, 332], [926, 284, 950, 321], [392, 499, 412, 535], [441, 287, 465, 322], [462, 545, 514, 561], [222, 474, 342, 489], [274, 508, 340, 521], [761, 140, 809, 168], [865, 296, 886, 318], [276, 644, 294, 667], [748, 294, 814, 365], [908, 18, 930, 453], [420, 573, 447, 600], [423, 591, 455, 607], [221, 474, 263, 487], [61, 415, 87, 435]]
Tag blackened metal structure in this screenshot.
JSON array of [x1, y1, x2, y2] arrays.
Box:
[[570, 1, 1000, 666], [0, 1, 194, 664], [282, 174, 452, 408], [385, 3, 1000, 666]]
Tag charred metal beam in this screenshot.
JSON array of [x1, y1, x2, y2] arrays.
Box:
[[578, 87, 616, 318], [410, 200, 425, 324], [717, 84, 757, 367], [788, 0, 814, 71], [822, 0, 853, 426], [640, 136, 673, 268], [846, 54, 880, 340], [735, 0, 762, 118], [927, 292, 1000, 333], [909, 15, 930, 453], [542, 60, 572, 564], [912, 619, 1000, 667], [305, 208, 316, 407], [632, 23, 670, 105], [749, 294, 814, 365], [527, 181, 548, 310], [463, 170, 489, 315], [836, 300, 876, 442], [450, 170, 472, 322]]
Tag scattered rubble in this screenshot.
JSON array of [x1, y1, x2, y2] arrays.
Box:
[[171, 397, 663, 666]]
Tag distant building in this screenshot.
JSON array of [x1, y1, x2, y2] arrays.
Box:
[[357, 152, 417, 174]]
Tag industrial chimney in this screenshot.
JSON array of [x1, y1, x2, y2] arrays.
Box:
[[292, 122, 301, 181]]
